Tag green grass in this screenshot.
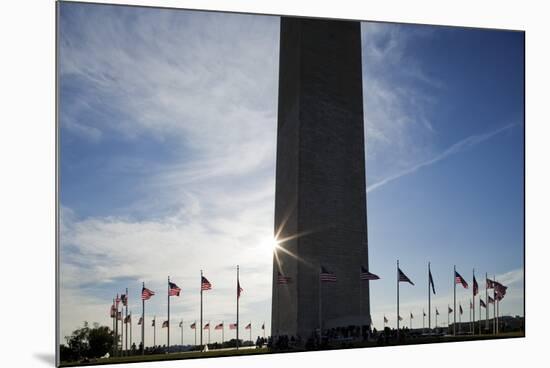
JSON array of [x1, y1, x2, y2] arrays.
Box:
[[60, 347, 270, 366], [60, 332, 524, 367]]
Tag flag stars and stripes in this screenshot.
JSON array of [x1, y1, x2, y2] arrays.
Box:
[[168, 281, 181, 297], [277, 272, 291, 284], [141, 287, 155, 300], [455, 271, 469, 289], [360, 266, 380, 280], [320, 266, 337, 282], [238, 280, 243, 299], [201, 276, 212, 291], [398, 268, 414, 285]]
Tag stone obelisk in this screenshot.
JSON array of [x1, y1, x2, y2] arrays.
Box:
[[272, 17, 370, 341]]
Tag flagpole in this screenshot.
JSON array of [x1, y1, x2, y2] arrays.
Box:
[[397, 260, 400, 338], [459, 304, 462, 333], [428, 262, 431, 331], [181, 320, 183, 346], [115, 295, 119, 357], [200, 270, 203, 348], [112, 298, 116, 357], [166, 276, 170, 353], [125, 288, 128, 355], [319, 266, 323, 340], [236, 265, 240, 350], [470, 299, 472, 334], [485, 272, 489, 330], [453, 265, 456, 336], [493, 275, 497, 335], [479, 298, 482, 335], [472, 269, 475, 336], [423, 309, 425, 333], [130, 311, 132, 352], [119, 303, 123, 356], [141, 282, 145, 355], [493, 275, 498, 335], [447, 304, 450, 331]]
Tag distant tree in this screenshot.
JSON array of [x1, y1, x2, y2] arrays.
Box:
[[60, 322, 114, 362], [88, 324, 113, 358]]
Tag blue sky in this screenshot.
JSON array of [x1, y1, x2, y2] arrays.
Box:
[[58, 3, 524, 345]]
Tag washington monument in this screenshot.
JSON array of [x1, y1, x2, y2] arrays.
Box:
[[272, 17, 370, 340]]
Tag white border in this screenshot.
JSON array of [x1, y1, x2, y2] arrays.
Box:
[[1, 1, 548, 367]]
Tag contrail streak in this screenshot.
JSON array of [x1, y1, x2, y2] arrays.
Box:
[[367, 122, 518, 193]]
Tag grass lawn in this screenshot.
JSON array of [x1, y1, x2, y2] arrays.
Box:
[[60, 332, 524, 367]]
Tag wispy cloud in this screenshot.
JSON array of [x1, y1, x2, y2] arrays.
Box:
[[361, 22, 442, 185], [367, 122, 518, 193], [59, 4, 279, 344]]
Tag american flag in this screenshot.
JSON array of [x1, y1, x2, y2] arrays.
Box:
[[168, 281, 181, 297], [152, 319, 155, 327], [245, 323, 251, 330], [455, 271, 469, 289], [179, 321, 183, 328], [436, 308, 440, 316], [486, 278, 496, 289], [398, 315, 403, 321], [473, 275, 479, 296], [238, 280, 243, 299], [320, 266, 337, 282], [277, 272, 291, 284], [398, 268, 414, 285], [190, 322, 196, 329], [201, 276, 212, 291], [162, 321, 168, 328], [448, 307, 453, 314], [115, 294, 121, 308], [110, 304, 116, 318], [360, 266, 380, 280], [459, 304, 463, 315], [429, 269, 436, 294], [203, 323, 210, 330], [121, 294, 128, 307], [495, 282, 508, 300], [488, 295, 495, 304], [383, 316, 388, 323], [124, 315, 131, 324], [142, 287, 155, 300], [229, 323, 237, 330], [215, 323, 224, 330], [261, 323, 265, 330], [138, 317, 143, 325], [423, 310, 426, 317], [410, 312, 414, 319], [480, 299, 487, 308]]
